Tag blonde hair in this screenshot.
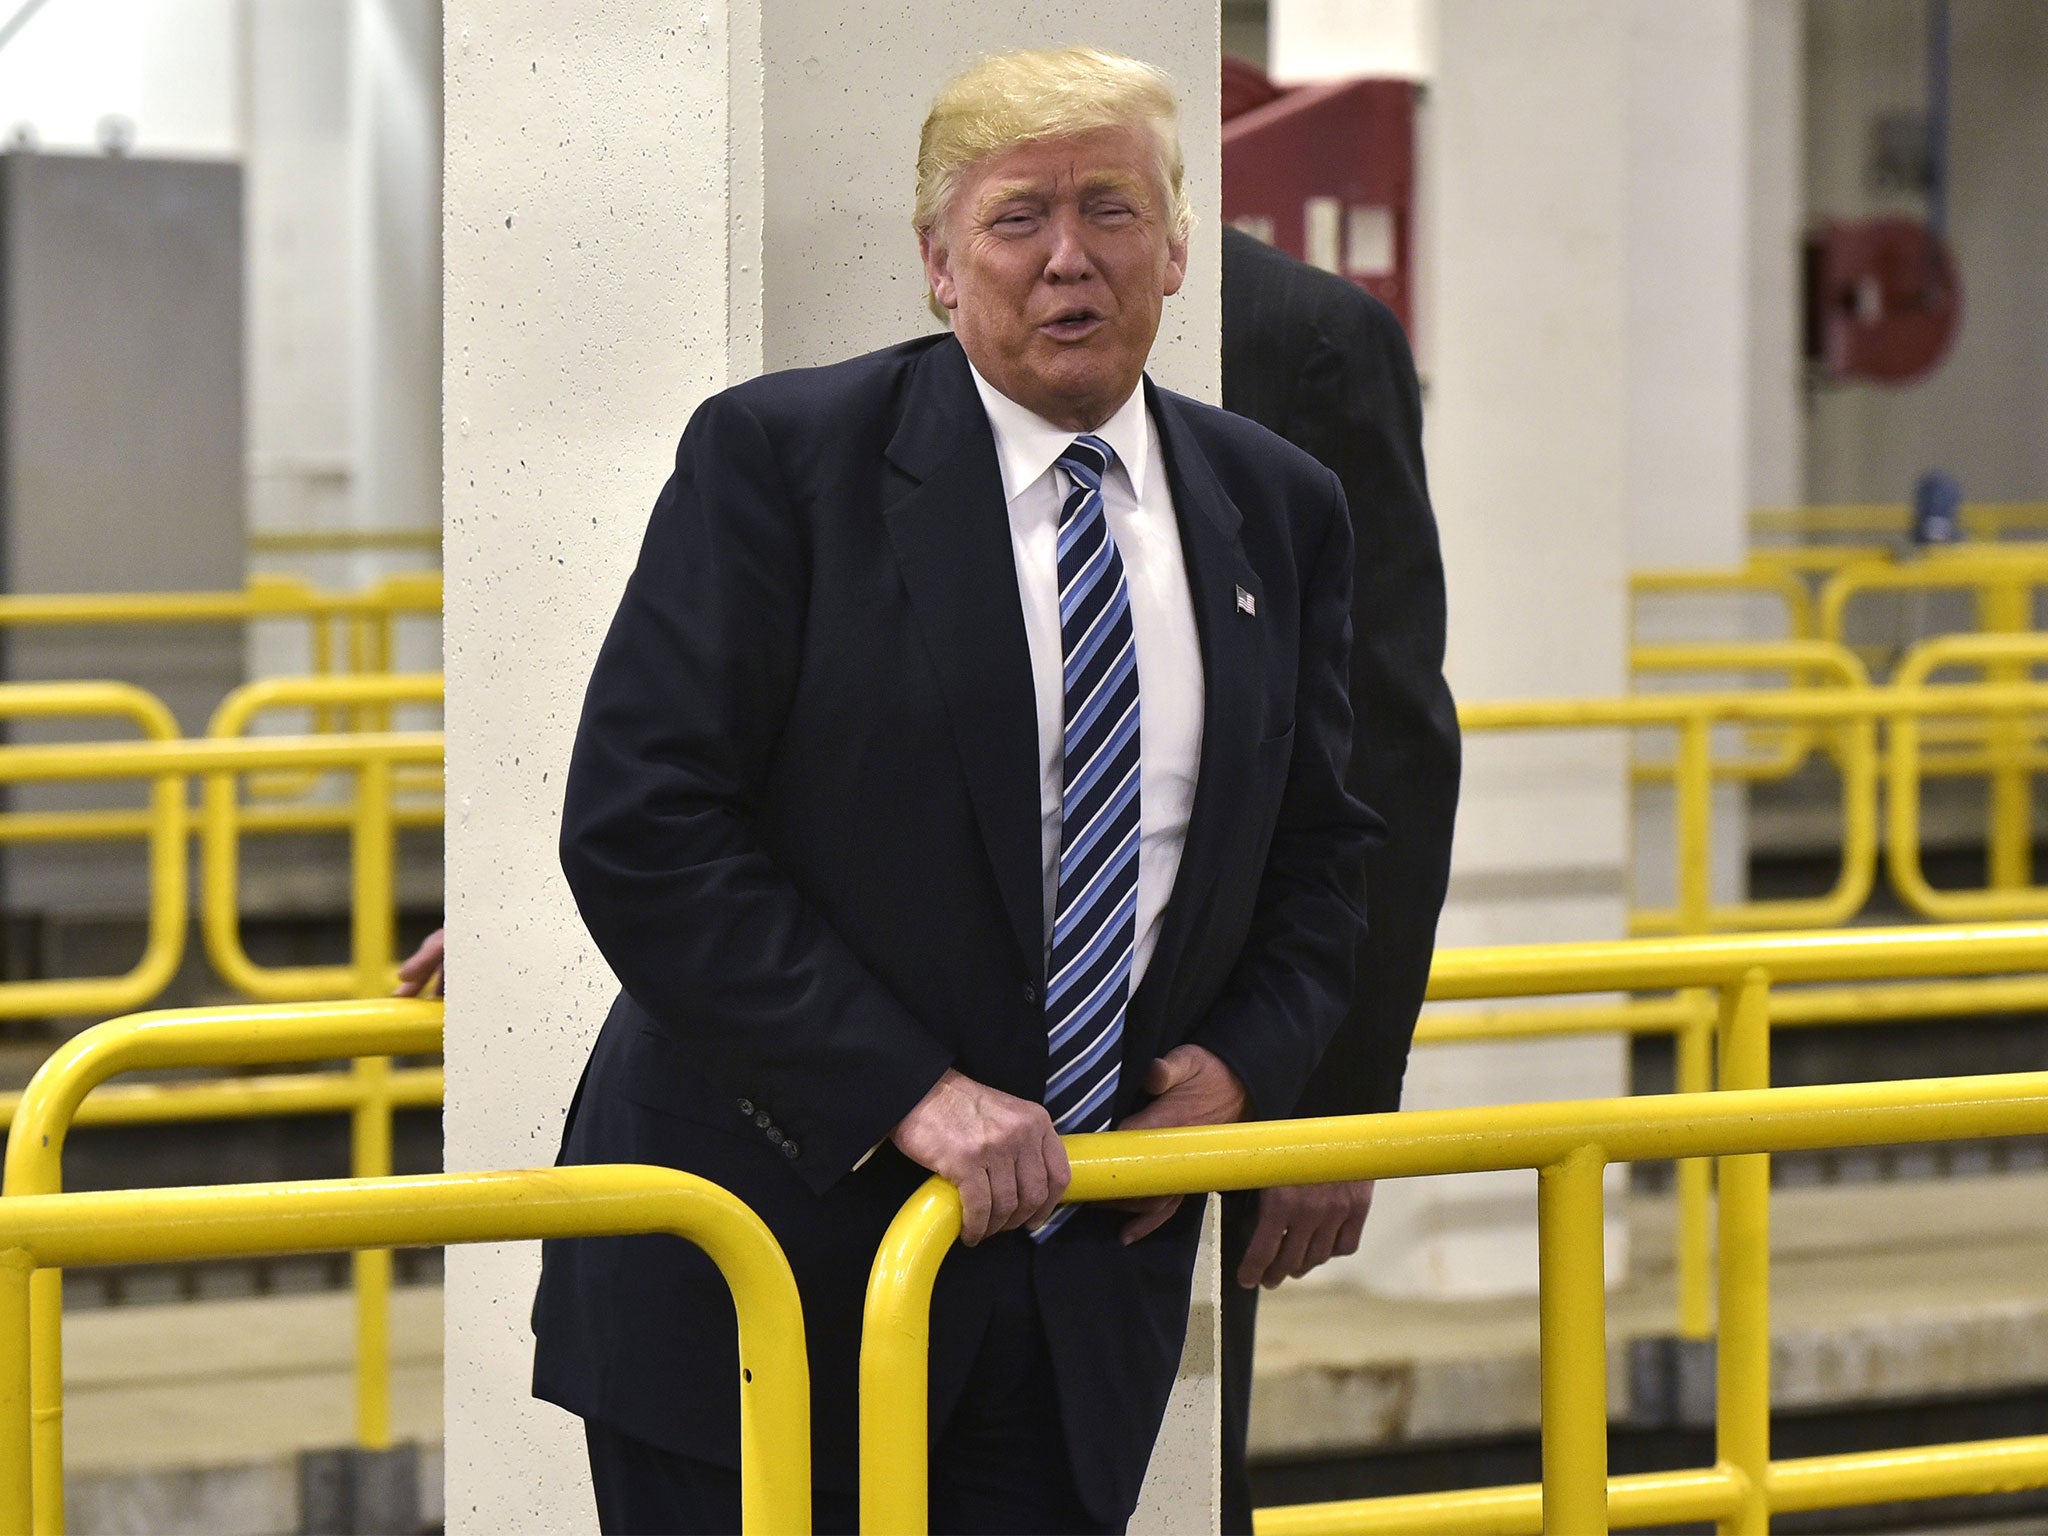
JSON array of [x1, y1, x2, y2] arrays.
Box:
[[914, 47, 1194, 246]]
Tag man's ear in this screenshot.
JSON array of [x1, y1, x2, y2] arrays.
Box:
[[919, 227, 958, 311], [1161, 231, 1189, 299]]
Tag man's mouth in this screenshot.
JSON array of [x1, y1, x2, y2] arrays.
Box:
[[1039, 308, 1105, 341]]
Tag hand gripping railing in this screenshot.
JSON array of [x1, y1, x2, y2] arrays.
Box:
[[0, 1164, 809, 1536], [860, 1074, 2048, 1536], [2, 999, 444, 1533]]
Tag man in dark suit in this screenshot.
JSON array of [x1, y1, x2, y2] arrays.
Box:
[[1215, 226, 1461, 1532], [532, 47, 1376, 1535]]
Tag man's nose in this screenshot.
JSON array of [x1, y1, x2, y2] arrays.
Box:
[[1043, 210, 1094, 281]]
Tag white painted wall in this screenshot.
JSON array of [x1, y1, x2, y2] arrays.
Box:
[[1268, 0, 1432, 83], [0, 0, 241, 156], [443, 6, 1218, 1529]]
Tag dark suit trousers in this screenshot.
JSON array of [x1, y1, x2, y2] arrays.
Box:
[[584, 1239, 1123, 1536]]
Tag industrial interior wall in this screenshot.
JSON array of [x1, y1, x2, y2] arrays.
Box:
[[1803, 0, 2048, 504], [444, 5, 1219, 1529]]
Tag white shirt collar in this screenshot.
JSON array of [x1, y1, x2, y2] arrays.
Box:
[[966, 358, 1152, 505]]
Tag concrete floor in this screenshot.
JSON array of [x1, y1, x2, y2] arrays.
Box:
[[1253, 1170, 2048, 1456]]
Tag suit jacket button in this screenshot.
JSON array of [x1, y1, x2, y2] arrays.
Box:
[[737, 1099, 754, 1117], [1022, 982, 1038, 1005], [765, 1126, 783, 1145], [781, 1141, 800, 1159], [755, 1111, 772, 1129]]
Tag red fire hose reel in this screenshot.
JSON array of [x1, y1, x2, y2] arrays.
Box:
[[1804, 216, 1962, 386]]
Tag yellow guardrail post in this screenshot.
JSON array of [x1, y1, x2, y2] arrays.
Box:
[[0, 1244, 30, 1518], [1715, 969, 1772, 1535], [0, 999, 443, 1533], [1536, 1144, 1607, 1534], [859, 1178, 962, 1536], [351, 1050, 395, 1452], [1976, 578, 2034, 892], [1673, 989, 1716, 1339], [0, 1165, 807, 1536], [1675, 710, 1714, 932], [347, 747, 401, 1450]]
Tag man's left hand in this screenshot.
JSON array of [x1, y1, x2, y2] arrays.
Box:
[[1236, 1180, 1375, 1289], [1114, 1044, 1249, 1245]]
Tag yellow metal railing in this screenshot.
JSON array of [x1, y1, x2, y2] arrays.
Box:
[[200, 675, 444, 999], [248, 529, 443, 557], [864, 1081, 2048, 1536], [0, 725, 440, 1009], [1888, 633, 2048, 915], [0, 575, 441, 703], [1634, 540, 2048, 678], [1468, 664, 2048, 934], [862, 923, 2048, 1534], [1, 999, 443, 1523], [0, 1163, 807, 1536], [1750, 501, 2048, 542]]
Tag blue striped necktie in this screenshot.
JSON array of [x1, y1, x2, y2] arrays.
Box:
[[1036, 434, 1141, 1241]]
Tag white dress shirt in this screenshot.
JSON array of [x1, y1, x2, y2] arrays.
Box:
[[967, 362, 1206, 989]]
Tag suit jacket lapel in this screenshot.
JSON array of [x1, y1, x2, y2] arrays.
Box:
[[880, 338, 1046, 977], [1131, 382, 1266, 1039]]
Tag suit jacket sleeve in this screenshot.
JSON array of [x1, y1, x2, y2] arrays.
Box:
[[1285, 283, 1461, 1120], [1189, 466, 1376, 1120], [559, 391, 954, 1191]]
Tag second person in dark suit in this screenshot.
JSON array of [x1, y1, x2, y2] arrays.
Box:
[[1216, 223, 1462, 1532]]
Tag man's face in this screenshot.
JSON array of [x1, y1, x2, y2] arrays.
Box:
[[921, 125, 1188, 432]]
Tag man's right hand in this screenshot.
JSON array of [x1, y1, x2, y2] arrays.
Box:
[[890, 1069, 1071, 1246]]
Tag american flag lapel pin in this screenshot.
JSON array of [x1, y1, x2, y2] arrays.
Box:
[[1235, 585, 1257, 617]]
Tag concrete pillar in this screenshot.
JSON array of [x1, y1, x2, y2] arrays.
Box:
[[1317, 0, 1638, 1299], [1288, 2, 1769, 1300], [1748, 0, 1805, 517], [1626, 2, 1751, 922], [444, 7, 1218, 1529], [345, 0, 441, 622], [245, 0, 440, 675], [245, 0, 353, 578]]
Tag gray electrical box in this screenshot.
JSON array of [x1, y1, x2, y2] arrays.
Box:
[[0, 151, 246, 924]]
